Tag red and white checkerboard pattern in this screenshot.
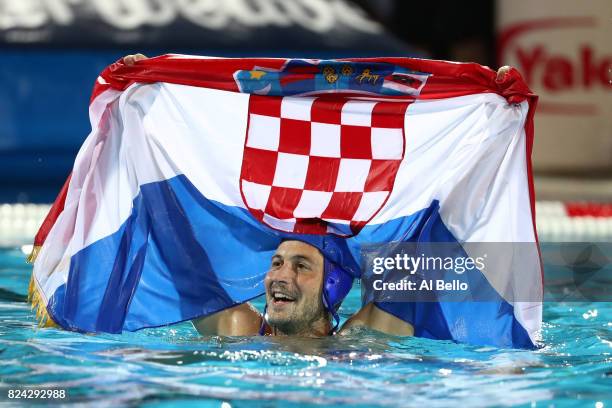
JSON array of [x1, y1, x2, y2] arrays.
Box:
[[240, 95, 411, 236]]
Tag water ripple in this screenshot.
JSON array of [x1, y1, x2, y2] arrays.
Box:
[[1, 249, 611, 407]]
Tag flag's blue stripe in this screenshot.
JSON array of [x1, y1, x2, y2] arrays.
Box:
[[353, 201, 534, 349], [47, 174, 533, 348]]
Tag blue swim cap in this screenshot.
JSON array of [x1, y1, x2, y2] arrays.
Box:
[[322, 257, 355, 332], [261, 234, 357, 335]]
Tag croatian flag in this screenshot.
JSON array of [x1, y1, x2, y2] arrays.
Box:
[[29, 55, 542, 348]]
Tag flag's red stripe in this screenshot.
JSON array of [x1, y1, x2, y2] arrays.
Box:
[[279, 73, 316, 86], [91, 55, 536, 106], [33, 174, 71, 247]]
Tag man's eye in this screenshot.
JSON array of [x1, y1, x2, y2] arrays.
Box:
[[297, 263, 308, 270], [271, 260, 282, 268]]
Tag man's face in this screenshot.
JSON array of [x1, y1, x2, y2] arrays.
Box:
[[264, 240, 327, 335]]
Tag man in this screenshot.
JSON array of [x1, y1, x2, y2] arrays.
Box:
[[122, 55, 512, 338], [192, 238, 415, 337]]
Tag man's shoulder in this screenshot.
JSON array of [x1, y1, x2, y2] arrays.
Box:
[[338, 303, 414, 336], [192, 303, 262, 336]]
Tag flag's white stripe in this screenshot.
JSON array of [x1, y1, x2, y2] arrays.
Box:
[[76, 82, 249, 250], [493, 125, 541, 343], [141, 83, 249, 206]]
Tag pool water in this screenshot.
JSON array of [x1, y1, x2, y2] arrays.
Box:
[[0, 247, 610, 407]]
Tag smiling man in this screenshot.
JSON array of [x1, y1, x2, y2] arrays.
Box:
[[266, 240, 329, 336], [192, 238, 415, 337]]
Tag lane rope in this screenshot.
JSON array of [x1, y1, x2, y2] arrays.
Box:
[[1, 202, 611, 248]]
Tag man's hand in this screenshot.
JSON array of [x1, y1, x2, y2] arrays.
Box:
[[496, 65, 511, 81], [123, 53, 148, 65]]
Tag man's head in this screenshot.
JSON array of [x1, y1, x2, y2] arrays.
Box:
[[264, 240, 329, 336]]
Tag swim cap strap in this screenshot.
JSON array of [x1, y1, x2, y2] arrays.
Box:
[[322, 289, 340, 335], [258, 304, 268, 336]]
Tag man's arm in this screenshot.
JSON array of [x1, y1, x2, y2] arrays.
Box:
[[192, 303, 262, 336], [339, 303, 414, 336]]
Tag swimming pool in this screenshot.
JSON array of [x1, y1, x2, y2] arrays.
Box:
[[0, 247, 610, 407]]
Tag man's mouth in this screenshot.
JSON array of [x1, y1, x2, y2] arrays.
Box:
[[270, 290, 296, 306]]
